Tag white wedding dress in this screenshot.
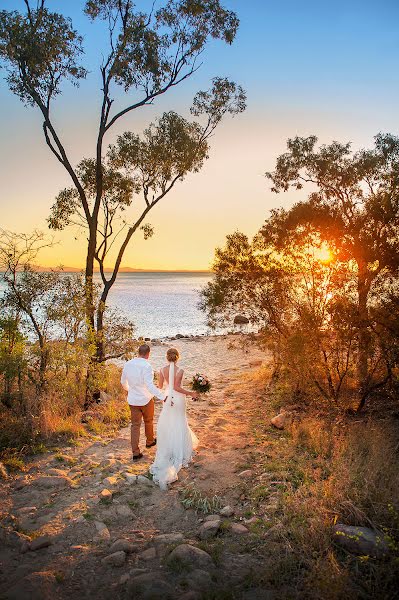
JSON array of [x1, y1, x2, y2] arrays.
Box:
[[150, 361, 198, 490]]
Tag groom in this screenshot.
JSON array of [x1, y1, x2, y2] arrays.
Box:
[[120, 343, 166, 460]]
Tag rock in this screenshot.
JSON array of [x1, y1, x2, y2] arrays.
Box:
[[119, 573, 130, 585], [234, 314, 249, 325], [14, 475, 30, 490], [0, 461, 8, 479], [270, 411, 292, 430], [139, 547, 156, 561], [46, 468, 68, 477], [94, 521, 111, 541], [179, 593, 201, 600], [238, 469, 253, 479], [231, 523, 249, 535], [4, 571, 57, 600], [36, 513, 55, 527], [124, 473, 137, 484], [333, 524, 389, 558], [30, 535, 52, 551], [199, 519, 221, 540], [101, 550, 126, 567], [33, 475, 73, 489], [153, 532, 184, 546], [103, 476, 119, 486], [183, 569, 213, 592], [166, 544, 214, 570], [101, 458, 116, 468], [244, 516, 259, 525], [126, 572, 174, 599], [204, 514, 221, 522], [115, 504, 133, 518], [16, 506, 37, 516], [100, 390, 112, 402], [220, 505, 234, 517], [100, 488, 113, 502], [137, 475, 155, 487], [109, 539, 138, 554]]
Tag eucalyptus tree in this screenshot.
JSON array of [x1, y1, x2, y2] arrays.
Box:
[[264, 134, 399, 409], [0, 0, 246, 365]]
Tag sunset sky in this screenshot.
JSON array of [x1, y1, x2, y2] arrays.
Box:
[[1, 0, 399, 270]]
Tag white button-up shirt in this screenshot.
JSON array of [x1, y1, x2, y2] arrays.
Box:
[[121, 357, 166, 406]]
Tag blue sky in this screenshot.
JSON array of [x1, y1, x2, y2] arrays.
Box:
[[1, 0, 399, 269]]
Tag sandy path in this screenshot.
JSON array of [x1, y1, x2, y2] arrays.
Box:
[[0, 335, 268, 600]]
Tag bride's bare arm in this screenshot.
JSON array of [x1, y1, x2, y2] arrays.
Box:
[[158, 369, 165, 389], [173, 369, 198, 398]]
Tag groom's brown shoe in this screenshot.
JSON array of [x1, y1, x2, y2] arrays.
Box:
[[146, 438, 157, 448], [133, 453, 143, 460]]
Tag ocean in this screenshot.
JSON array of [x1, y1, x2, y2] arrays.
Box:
[[0, 271, 215, 339], [103, 272, 213, 339]]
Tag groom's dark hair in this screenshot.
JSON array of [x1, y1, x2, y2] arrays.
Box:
[[138, 343, 151, 357]]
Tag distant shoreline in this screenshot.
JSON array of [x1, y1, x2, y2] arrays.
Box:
[[2, 267, 212, 274]]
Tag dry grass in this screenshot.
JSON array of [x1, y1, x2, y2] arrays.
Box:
[[240, 373, 399, 599], [0, 362, 129, 457]]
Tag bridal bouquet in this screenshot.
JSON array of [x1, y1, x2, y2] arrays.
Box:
[[192, 373, 211, 395]]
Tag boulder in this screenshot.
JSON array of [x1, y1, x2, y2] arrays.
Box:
[[183, 569, 213, 592], [4, 571, 57, 600], [153, 532, 184, 546], [101, 550, 126, 567], [30, 535, 52, 551], [204, 514, 221, 522], [137, 475, 155, 487], [124, 473, 137, 484], [115, 504, 133, 518], [333, 524, 389, 558], [270, 411, 292, 430], [103, 476, 119, 486], [233, 315, 249, 325], [99, 488, 113, 502], [94, 521, 110, 541], [139, 547, 156, 561], [125, 572, 174, 599], [199, 519, 221, 540], [33, 475, 73, 489], [166, 544, 214, 570], [220, 505, 234, 517], [231, 523, 249, 535], [109, 539, 138, 554]]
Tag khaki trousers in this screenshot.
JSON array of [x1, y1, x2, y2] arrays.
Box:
[[129, 399, 155, 456]]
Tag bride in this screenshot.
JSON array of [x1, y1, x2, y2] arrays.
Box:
[[150, 348, 199, 490]]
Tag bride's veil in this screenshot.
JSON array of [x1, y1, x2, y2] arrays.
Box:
[[168, 360, 175, 401]]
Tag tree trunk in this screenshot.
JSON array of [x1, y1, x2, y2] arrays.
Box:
[[356, 265, 370, 409]]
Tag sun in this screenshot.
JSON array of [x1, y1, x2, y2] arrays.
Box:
[[313, 244, 333, 264]]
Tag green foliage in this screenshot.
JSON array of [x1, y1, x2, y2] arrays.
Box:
[[0, 3, 86, 106], [0, 313, 26, 406], [201, 134, 399, 410]]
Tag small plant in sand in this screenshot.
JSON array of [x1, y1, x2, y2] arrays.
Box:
[[180, 483, 222, 514]]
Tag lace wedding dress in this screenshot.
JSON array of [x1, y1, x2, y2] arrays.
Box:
[[150, 361, 198, 490]]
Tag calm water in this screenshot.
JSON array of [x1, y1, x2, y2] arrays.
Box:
[[102, 272, 212, 338], [0, 271, 215, 338]]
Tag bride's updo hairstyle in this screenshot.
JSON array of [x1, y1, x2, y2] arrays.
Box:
[[166, 348, 179, 363]]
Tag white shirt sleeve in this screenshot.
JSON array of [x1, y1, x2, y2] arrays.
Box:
[[120, 364, 129, 391], [144, 364, 166, 401]]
